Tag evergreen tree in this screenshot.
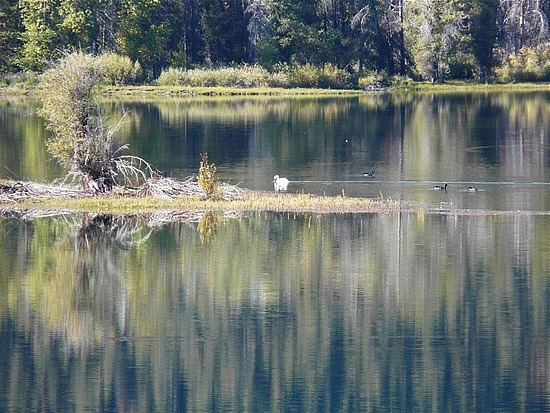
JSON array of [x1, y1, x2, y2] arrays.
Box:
[[245, 0, 272, 63], [0, 0, 23, 71], [351, 0, 391, 72], [199, 0, 248, 65], [469, 0, 498, 78], [270, 0, 321, 64], [165, 0, 203, 67], [117, 0, 177, 77]]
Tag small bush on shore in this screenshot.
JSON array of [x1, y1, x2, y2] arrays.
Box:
[[37, 51, 154, 192], [279, 63, 351, 88], [495, 46, 550, 82], [156, 63, 351, 89], [286, 63, 320, 87], [358, 71, 389, 90], [100, 53, 143, 85], [156, 65, 273, 88], [197, 153, 220, 199], [0, 71, 39, 87], [319, 63, 352, 88]]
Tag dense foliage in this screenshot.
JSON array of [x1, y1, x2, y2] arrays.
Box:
[[1, 0, 549, 82], [37, 52, 154, 191]]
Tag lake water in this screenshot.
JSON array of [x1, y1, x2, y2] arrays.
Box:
[[0, 92, 549, 412]]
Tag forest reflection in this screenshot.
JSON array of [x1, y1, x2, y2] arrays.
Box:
[[1, 92, 548, 199], [1, 211, 548, 412]]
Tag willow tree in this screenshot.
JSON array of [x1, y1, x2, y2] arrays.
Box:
[[38, 51, 153, 192]]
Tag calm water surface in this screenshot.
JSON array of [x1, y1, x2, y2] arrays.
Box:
[[1, 92, 549, 210], [0, 92, 549, 412]]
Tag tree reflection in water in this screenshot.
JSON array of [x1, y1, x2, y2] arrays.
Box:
[[0, 211, 548, 412]]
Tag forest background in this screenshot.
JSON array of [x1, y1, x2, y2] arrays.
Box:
[[1, 0, 549, 87]]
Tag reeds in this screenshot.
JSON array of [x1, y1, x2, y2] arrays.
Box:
[[155, 64, 352, 89]]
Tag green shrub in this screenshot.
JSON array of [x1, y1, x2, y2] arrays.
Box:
[[100, 53, 142, 85], [357, 71, 389, 90], [287, 63, 321, 88], [38, 52, 104, 172], [157, 65, 273, 87], [389, 75, 414, 87], [38, 51, 153, 192], [156, 67, 188, 86], [156, 63, 353, 89], [197, 153, 220, 199], [269, 63, 291, 87], [496, 47, 550, 82], [448, 53, 476, 80], [318, 63, 352, 89], [0, 71, 39, 86]]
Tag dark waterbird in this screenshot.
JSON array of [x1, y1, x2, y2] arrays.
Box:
[[363, 169, 375, 177], [433, 183, 448, 191]]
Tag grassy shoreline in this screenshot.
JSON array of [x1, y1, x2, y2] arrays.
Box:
[[0, 179, 412, 215], [2, 182, 548, 219], [1, 81, 549, 98], [1, 84, 548, 219]]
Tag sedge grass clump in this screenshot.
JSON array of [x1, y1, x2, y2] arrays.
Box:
[[197, 153, 220, 199], [156, 65, 273, 87]]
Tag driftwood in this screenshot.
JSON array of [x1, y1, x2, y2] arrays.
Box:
[[134, 176, 248, 200], [0, 176, 247, 202], [0, 180, 88, 200], [0, 176, 246, 233]]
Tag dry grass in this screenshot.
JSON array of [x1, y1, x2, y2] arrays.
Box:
[[2, 178, 547, 220], [1, 177, 408, 215]]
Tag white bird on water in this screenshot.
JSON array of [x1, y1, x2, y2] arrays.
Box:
[[273, 175, 289, 191]]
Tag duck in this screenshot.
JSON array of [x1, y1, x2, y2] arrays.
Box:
[[467, 186, 479, 191], [433, 183, 448, 191], [363, 169, 375, 177], [273, 175, 289, 191]]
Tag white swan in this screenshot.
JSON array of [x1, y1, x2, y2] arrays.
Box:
[[273, 175, 289, 191]]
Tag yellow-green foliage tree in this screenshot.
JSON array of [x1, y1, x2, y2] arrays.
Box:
[[38, 51, 152, 192]]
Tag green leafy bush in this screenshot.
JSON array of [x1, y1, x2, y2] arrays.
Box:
[[197, 153, 220, 199], [496, 47, 550, 82], [157, 63, 351, 89], [389, 75, 414, 87], [37, 51, 153, 192], [318, 63, 352, 89], [448, 53, 476, 80], [100, 53, 143, 85], [286, 63, 321, 87], [157, 65, 273, 87], [357, 71, 389, 90]]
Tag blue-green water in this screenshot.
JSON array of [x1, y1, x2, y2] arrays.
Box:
[[1, 92, 549, 412]]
